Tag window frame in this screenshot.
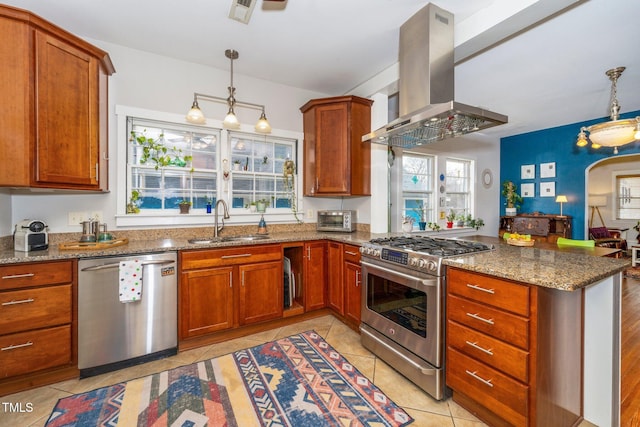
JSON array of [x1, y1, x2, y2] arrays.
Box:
[[615, 172, 640, 220], [115, 105, 303, 228], [444, 157, 474, 220], [401, 152, 435, 229]]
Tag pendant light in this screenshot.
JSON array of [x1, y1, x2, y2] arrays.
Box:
[[576, 67, 640, 154], [186, 49, 271, 134]]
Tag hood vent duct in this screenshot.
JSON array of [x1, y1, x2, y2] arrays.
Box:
[[363, 3, 507, 148]]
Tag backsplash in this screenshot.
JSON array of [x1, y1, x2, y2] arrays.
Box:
[[0, 222, 370, 251]]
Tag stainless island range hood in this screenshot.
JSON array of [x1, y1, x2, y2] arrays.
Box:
[[363, 3, 507, 148]]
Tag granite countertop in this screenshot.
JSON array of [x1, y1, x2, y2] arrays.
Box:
[[0, 231, 629, 292]]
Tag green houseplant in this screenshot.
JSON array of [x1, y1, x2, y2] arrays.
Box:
[[126, 190, 141, 214], [502, 180, 523, 216], [131, 130, 192, 170], [445, 209, 456, 228]]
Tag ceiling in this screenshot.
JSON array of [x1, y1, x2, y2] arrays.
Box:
[[4, 0, 640, 140]]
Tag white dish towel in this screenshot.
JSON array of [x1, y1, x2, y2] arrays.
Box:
[[119, 259, 143, 303]]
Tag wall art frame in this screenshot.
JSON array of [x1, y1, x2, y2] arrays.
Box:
[[540, 162, 556, 178], [521, 183, 535, 197], [521, 164, 535, 179], [540, 181, 556, 197]]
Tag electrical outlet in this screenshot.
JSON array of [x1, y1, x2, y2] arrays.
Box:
[[88, 210, 103, 222], [68, 211, 87, 226], [306, 209, 314, 219]]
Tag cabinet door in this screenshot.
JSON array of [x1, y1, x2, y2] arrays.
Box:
[[304, 241, 326, 311], [314, 103, 349, 194], [238, 261, 283, 325], [180, 267, 233, 338], [35, 31, 101, 188], [344, 261, 362, 325], [327, 242, 344, 314]]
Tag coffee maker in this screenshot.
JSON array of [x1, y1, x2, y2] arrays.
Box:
[[14, 220, 49, 252]]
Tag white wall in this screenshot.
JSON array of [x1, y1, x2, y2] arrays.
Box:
[[7, 39, 335, 236]]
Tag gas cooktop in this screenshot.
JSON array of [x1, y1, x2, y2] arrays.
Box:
[[367, 236, 492, 257]]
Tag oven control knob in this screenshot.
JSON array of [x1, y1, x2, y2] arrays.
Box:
[[359, 247, 365, 254], [409, 257, 419, 267], [372, 249, 380, 257], [418, 258, 427, 269], [427, 260, 438, 271]]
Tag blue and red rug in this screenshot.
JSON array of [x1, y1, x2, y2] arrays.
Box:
[[46, 330, 413, 426]]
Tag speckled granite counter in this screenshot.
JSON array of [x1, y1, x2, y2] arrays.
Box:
[[0, 231, 629, 292], [442, 236, 630, 291]]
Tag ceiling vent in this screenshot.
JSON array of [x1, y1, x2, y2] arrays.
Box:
[[229, 0, 256, 24]]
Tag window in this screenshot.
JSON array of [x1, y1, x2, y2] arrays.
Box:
[[617, 174, 640, 219], [229, 132, 297, 210], [445, 158, 472, 217], [127, 117, 220, 213], [401, 153, 434, 226]]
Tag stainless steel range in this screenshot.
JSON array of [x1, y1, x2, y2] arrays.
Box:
[[359, 235, 492, 400]]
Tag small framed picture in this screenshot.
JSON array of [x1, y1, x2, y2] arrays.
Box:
[[540, 181, 555, 197], [521, 164, 535, 179], [521, 183, 535, 198], [540, 162, 556, 178]]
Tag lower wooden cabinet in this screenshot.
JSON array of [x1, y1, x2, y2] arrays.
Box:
[[446, 267, 583, 427], [180, 244, 282, 340], [303, 241, 327, 311], [327, 242, 361, 326], [0, 260, 76, 396]]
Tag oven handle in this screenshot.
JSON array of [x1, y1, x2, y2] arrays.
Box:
[[361, 261, 438, 288], [360, 326, 436, 375]]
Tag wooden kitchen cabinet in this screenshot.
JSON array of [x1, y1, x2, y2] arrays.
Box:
[[300, 95, 373, 197], [343, 244, 362, 326], [179, 244, 282, 340], [446, 267, 582, 427], [327, 242, 362, 327], [0, 260, 77, 396], [303, 241, 327, 311], [0, 5, 114, 191], [327, 241, 344, 314]]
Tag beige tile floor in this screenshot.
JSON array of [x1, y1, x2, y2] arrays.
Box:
[[1, 314, 596, 427]]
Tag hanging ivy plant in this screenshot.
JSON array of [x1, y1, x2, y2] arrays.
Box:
[[283, 159, 302, 223], [130, 130, 193, 170]]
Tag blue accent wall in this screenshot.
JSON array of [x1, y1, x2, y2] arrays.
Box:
[[500, 110, 640, 239]]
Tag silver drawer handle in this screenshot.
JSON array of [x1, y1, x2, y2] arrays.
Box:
[[2, 273, 35, 280], [2, 298, 35, 306], [466, 283, 495, 294], [1, 341, 33, 351], [465, 370, 494, 387], [465, 340, 494, 356], [466, 312, 495, 325], [221, 253, 252, 259], [345, 251, 358, 256]]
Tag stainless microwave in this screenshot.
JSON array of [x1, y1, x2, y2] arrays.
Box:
[[317, 210, 356, 233]]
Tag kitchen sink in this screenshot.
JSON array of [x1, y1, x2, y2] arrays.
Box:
[[188, 235, 270, 244], [221, 234, 270, 242]]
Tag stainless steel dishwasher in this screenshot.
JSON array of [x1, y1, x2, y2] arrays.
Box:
[[78, 251, 178, 377]]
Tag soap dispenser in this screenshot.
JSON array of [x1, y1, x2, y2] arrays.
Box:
[[257, 214, 268, 235]]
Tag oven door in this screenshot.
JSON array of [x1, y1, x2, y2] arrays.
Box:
[[360, 259, 442, 368]]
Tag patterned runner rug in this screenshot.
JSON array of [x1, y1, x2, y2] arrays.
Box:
[[45, 330, 413, 426]]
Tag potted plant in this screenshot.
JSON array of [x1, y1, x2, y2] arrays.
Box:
[[248, 201, 257, 213], [445, 210, 456, 228], [427, 222, 441, 232], [178, 199, 191, 214], [469, 218, 485, 230], [502, 180, 523, 216], [233, 160, 242, 171], [402, 216, 414, 233], [456, 213, 466, 227], [413, 207, 427, 230], [256, 199, 268, 213], [126, 190, 141, 214]]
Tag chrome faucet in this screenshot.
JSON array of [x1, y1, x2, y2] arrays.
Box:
[[214, 199, 230, 238]]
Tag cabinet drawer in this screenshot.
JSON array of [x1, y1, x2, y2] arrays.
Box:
[[181, 244, 281, 270], [448, 268, 529, 317], [447, 347, 528, 427], [0, 284, 72, 335], [447, 320, 529, 382], [447, 294, 529, 349], [343, 244, 361, 263], [0, 325, 72, 378], [0, 261, 73, 290]]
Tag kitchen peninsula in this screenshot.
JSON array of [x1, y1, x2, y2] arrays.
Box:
[[0, 230, 628, 426]]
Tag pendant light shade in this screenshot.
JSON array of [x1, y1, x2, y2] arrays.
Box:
[[185, 49, 271, 133], [576, 67, 640, 154]]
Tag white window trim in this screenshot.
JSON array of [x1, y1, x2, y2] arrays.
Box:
[[115, 105, 304, 228], [612, 168, 640, 221]]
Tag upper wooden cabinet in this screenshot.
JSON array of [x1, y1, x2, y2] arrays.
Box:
[[300, 95, 373, 197], [0, 5, 114, 191]]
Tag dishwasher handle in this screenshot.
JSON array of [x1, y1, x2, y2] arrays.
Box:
[[80, 259, 175, 272]]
